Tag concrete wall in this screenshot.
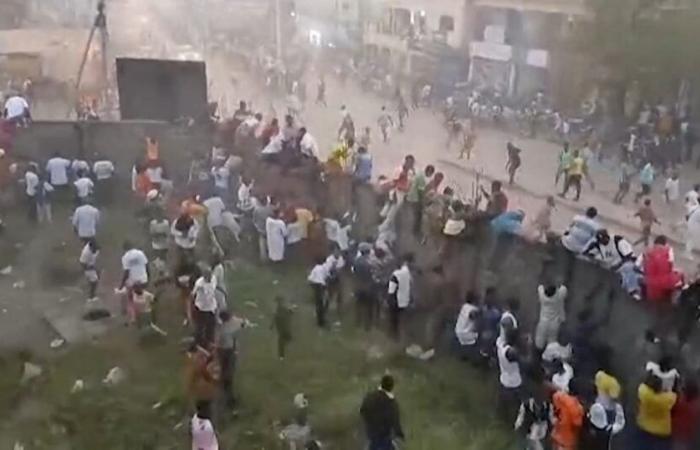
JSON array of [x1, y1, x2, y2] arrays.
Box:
[[11, 120, 212, 181]]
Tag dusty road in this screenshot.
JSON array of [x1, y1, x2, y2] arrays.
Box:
[[106, 0, 700, 264]]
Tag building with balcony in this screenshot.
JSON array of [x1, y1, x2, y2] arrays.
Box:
[[466, 0, 592, 106], [363, 0, 471, 93]]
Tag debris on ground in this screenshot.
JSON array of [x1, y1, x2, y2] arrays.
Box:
[[419, 348, 436, 361], [152, 401, 163, 410], [172, 421, 184, 431], [0, 265, 13, 275], [367, 345, 384, 360], [71, 379, 85, 393], [13, 441, 24, 450], [12, 280, 25, 289], [50, 338, 66, 349], [21, 362, 43, 384], [404, 345, 435, 361], [244, 301, 259, 308], [102, 366, 126, 385]]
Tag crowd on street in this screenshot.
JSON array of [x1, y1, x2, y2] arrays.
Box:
[[2, 62, 700, 450]]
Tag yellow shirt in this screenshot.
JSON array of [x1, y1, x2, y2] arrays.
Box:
[[295, 208, 314, 239], [636, 383, 677, 437], [568, 157, 585, 177]]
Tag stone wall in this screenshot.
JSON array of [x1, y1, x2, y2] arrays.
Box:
[[11, 120, 212, 182]]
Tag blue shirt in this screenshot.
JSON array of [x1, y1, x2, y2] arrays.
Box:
[[354, 153, 373, 183], [640, 164, 654, 185], [490, 210, 525, 236]]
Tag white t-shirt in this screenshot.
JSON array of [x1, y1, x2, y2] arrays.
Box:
[[685, 190, 699, 212], [665, 178, 680, 201], [121, 248, 149, 286], [172, 220, 199, 249], [300, 133, 319, 158], [203, 196, 226, 228], [308, 263, 328, 285], [71, 159, 90, 176], [74, 177, 94, 198], [211, 166, 230, 190], [191, 415, 219, 450], [25, 171, 39, 196], [497, 341, 522, 388], [455, 302, 479, 346], [646, 361, 680, 392], [4, 96, 29, 119], [551, 362, 574, 393], [146, 166, 163, 184], [192, 277, 218, 312], [46, 157, 71, 186], [93, 160, 115, 180], [72, 204, 100, 238], [388, 264, 411, 308], [79, 243, 99, 268], [237, 183, 253, 211]]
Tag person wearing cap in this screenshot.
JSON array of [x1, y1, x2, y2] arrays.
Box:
[[581, 371, 625, 450]]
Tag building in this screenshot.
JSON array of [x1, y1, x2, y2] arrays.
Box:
[[467, 0, 591, 105], [363, 0, 471, 93]]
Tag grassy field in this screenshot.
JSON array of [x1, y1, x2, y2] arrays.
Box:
[[0, 260, 513, 449]]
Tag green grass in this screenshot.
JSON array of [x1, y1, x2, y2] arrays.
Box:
[[0, 263, 514, 449]]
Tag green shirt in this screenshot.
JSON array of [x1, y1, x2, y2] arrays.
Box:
[[559, 151, 573, 170], [406, 172, 427, 203]]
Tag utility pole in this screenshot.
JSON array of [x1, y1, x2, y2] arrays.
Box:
[[75, 0, 108, 92], [72, 0, 109, 118]]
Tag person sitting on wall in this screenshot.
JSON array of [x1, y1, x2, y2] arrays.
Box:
[[639, 235, 684, 303]]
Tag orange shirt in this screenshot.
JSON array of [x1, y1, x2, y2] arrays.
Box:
[[135, 172, 152, 197], [552, 391, 584, 448], [146, 138, 159, 161], [181, 199, 207, 219]]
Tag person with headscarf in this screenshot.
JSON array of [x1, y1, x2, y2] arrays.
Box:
[[580, 371, 625, 450]]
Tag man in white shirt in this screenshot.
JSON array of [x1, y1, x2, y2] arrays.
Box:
[[79, 239, 100, 301], [664, 172, 680, 204], [45, 153, 71, 188], [211, 162, 230, 200], [387, 254, 413, 340], [237, 177, 254, 213], [93, 159, 115, 180], [74, 171, 95, 202], [192, 266, 218, 345], [71, 159, 90, 178], [24, 165, 39, 221], [119, 242, 149, 322], [203, 194, 226, 229], [308, 257, 329, 327], [266, 211, 288, 262], [454, 292, 481, 361], [535, 284, 567, 350], [72, 202, 100, 241], [685, 184, 700, 214], [298, 127, 319, 160], [120, 242, 149, 289], [93, 158, 115, 204], [4, 94, 30, 124]]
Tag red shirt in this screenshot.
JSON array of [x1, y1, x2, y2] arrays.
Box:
[[672, 394, 700, 442]]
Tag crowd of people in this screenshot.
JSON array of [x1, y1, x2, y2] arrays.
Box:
[[3, 65, 700, 450]]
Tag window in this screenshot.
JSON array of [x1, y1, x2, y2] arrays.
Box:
[[439, 15, 455, 32]]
